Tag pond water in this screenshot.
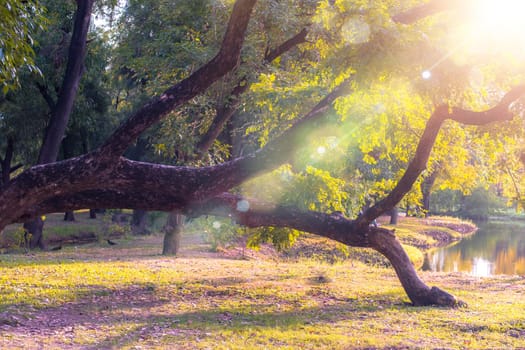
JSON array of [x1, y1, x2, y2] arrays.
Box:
[[422, 220, 525, 277]]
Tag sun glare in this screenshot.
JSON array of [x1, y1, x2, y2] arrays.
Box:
[[468, 0, 525, 53]]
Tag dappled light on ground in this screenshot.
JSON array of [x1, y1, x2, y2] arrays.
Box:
[[1, 234, 525, 349]]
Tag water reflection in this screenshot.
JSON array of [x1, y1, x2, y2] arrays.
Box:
[[423, 221, 525, 276]]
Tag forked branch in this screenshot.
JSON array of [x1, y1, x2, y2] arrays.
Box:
[[358, 86, 525, 226], [196, 27, 310, 156]]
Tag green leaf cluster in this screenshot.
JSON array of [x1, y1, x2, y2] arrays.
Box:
[[0, 0, 46, 92]]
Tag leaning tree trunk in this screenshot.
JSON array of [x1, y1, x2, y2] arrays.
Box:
[[368, 227, 459, 306], [162, 212, 185, 255], [131, 209, 150, 235]]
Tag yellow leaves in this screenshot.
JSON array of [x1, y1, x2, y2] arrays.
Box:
[[362, 154, 377, 165], [154, 143, 167, 155], [250, 73, 276, 93], [313, 0, 338, 31]]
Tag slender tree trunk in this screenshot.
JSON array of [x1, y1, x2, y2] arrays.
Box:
[[24, 0, 95, 249], [420, 171, 438, 217], [389, 207, 399, 225], [131, 209, 149, 235], [60, 129, 77, 223], [162, 212, 185, 255], [0, 137, 15, 186], [64, 211, 75, 221]]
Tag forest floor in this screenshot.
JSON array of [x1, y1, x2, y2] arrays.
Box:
[[2, 214, 525, 349]]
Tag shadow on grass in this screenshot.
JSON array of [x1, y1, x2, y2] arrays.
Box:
[[0, 281, 408, 349]]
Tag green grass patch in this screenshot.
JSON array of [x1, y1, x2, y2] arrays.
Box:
[[1, 235, 525, 349]]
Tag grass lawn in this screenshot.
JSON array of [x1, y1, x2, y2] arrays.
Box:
[[1, 219, 524, 349]]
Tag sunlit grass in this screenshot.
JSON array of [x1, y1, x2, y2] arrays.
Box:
[[1, 235, 525, 349]]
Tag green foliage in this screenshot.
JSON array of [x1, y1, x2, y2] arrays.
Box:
[[100, 210, 131, 241], [0, 0, 46, 92], [0, 226, 28, 251], [0, 0, 113, 166], [241, 165, 349, 250], [281, 166, 348, 213], [430, 189, 463, 215], [459, 187, 506, 220], [193, 217, 242, 252], [247, 226, 301, 252]]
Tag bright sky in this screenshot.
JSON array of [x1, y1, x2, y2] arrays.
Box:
[[464, 0, 525, 55]]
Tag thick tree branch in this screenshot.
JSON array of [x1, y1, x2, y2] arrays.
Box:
[[358, 86, 525, 226], [100, 0, 257, 157], [5, 79, 350, 229], [22, 190, 460, 306], [195, 27, 310, 156], [189, 193, 460, 306], [447, 85, 525, 125]]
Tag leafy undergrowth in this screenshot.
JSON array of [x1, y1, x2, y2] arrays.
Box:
[[1, 233, 524, 349]]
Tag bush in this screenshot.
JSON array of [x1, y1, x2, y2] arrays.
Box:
[[460, 187, 506, 220]]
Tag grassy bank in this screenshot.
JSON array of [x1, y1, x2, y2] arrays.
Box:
[[280, 215, 477, 269]]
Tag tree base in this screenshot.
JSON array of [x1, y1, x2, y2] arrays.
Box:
[[412, 286, 465, 307]]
